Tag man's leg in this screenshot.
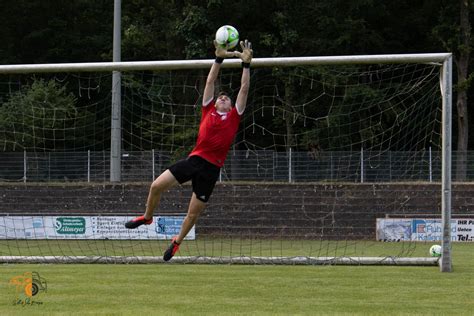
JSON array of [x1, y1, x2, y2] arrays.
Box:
[[176, 193, 206, 243], [163, 193, 206, 261], [144, 169, 179, 219], [125, 169, 178, 229]]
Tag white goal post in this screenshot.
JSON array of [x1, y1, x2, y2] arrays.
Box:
[[0, 53, 453, 271], [0, 53, 451, 72]]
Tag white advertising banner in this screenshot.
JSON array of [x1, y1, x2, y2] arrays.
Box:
[[376, 218, 474, 242], [0, 215, 195, 240]]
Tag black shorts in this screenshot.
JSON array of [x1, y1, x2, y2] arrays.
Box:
[[168, 155, 220, 203]]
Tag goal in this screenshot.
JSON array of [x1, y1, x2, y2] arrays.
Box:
[[0, 54, 453, 271]]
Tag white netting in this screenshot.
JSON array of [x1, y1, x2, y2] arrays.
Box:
[[0, 60, 445, 265]]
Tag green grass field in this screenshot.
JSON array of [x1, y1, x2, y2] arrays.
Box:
[[0, 242, 472, 315]]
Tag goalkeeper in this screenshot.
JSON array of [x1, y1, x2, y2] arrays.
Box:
[[125, 39, 253, 261]]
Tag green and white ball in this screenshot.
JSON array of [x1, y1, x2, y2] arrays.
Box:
[[215, 25, 239, 49], [429, 244, 442, 257]]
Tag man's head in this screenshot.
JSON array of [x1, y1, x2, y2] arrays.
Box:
[[215, 91, 232, 113]]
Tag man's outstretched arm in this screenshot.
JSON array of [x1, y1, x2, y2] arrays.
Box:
[[234, 40, 253, 114], [202, 41, 237, 106]]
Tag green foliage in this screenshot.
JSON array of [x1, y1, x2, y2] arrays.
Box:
[[0, 79, 79, 150], [432, 1, 462, 54], [0, 0, 457, 62], [0, 0, 470, 152], [121, 1, 181, 61], [176, 5, 212, 59], [0, 0, 113, 63], [121, 71, 201, 154]]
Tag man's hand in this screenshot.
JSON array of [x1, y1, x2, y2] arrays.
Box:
[[234, 40, 253, 64], [214, 40, 238, 59]]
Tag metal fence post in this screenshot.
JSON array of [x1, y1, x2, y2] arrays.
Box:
[[23, 150, 27, 183], [152, 149, 155, 180], [48, 152, 51, 181], [289, 147, 292, 183], [87, 150, 91, 182], [388, 151, 392, 181], [429, 147, 432, 182], [272, 151, 276, 181], [330, 151, 333, 181]]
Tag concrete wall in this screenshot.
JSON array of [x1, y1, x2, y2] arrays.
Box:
[[1, 183, 473, 239]]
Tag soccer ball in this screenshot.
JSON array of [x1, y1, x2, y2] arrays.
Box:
[[215, 25, 239, 49], [429, 244, 442, 257]]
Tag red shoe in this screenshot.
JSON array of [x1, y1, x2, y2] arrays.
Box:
[[124, 215, 152, 229], [163, 236, 180, 261]]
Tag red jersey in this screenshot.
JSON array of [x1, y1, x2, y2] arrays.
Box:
[[189, 99, 241, 167]]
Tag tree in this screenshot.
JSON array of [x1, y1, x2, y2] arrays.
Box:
[[433, 0, 471, 180], [0, 0, 468, 159], [0, 79, 79, 150], [0, 0, 113, 64]]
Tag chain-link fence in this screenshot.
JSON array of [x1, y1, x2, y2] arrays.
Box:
[[1, 150, 473, 182]]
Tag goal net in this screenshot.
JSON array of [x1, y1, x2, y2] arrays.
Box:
[[0, 54, 452, 269]]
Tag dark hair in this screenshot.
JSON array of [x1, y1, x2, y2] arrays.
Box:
[[217, 91, 231, 98]]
